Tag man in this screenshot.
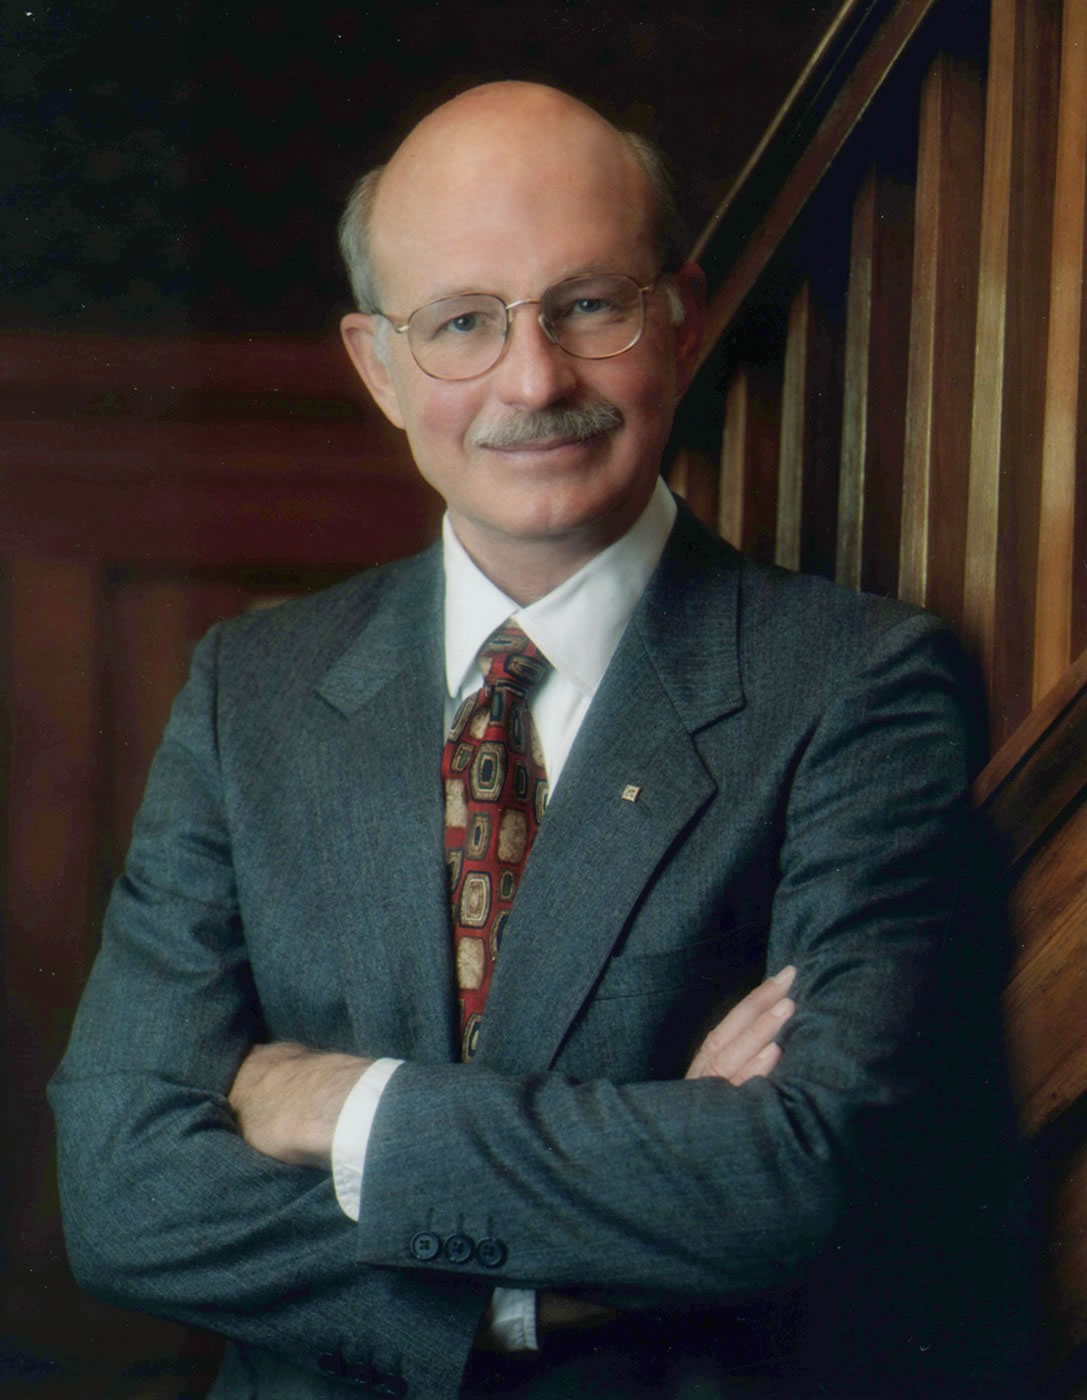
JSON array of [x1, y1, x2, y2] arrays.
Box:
[[51, 83, 1013, 1398]]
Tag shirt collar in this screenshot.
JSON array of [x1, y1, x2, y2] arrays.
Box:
[[443, 477, 676, 700]]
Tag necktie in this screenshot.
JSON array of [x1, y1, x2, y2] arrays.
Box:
[[442, 623, 550, 1061]]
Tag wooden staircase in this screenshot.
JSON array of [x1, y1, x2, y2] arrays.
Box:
[[670, 0, 1087, 1391]]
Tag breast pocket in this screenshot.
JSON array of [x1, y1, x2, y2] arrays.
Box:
[[593, 936, 736, 1001], [560, 935, 759, 1081]]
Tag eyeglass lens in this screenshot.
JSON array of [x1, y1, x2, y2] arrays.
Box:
[[405, 274, 646, 379]]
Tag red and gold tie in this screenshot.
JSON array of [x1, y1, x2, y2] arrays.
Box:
[[442, 623, 550, 1061]]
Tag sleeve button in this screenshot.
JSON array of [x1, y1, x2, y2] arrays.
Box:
[[319, 1351, 346, 1375], [476, 1236, 507, 1269], [443, 1231, 475, 1264], [409, 1230, 441, 1262]]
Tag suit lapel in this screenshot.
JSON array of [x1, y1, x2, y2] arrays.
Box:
[[302, 548, 458, 1063], [475, 508, 747, 1072]]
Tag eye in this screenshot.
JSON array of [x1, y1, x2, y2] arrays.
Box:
[[420, 299, 505, 343], [557, 295, 614, 320], [438, 312, 483, 336]]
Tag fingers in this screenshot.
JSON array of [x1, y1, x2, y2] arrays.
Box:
[[729, 1041, 782, 1087], [686, 997, 794, 1081], [685, 966, 796, 1083]]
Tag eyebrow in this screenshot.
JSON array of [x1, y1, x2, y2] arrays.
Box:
[[417, 264, 646, 305]]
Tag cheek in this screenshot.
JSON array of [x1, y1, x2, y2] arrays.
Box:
[[598, 342, 678, 417], [400, 384, 481, 462]]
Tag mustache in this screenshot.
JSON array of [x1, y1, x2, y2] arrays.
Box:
[[471, 400, 623, 449]]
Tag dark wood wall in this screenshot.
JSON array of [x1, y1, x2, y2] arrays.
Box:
[[670, 0, 1087, 1392], [1, 332, 436, 1394]]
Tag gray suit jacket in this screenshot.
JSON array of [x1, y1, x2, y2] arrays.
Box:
[[50, 505, 1015, 1398]]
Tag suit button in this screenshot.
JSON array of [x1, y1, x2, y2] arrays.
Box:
[[319, 1351, 346, 1376], [444, 1231, 474, 1264], [409, 1230, 441, 1262], [476, 1236, 507, 1269]]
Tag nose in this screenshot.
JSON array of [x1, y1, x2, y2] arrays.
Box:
[[491, 301, 579, 407]]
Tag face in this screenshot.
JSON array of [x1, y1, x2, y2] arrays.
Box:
[[341, 86, 705, 589]]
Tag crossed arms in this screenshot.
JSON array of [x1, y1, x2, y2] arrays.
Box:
[[49, 579, 980, 1394], [226, 966, 797, 1169]]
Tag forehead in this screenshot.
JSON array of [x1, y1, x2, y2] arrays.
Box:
[[370, 98, 657, 308]]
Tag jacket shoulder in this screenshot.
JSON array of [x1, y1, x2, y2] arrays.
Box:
[[207, 545, 440, 684]]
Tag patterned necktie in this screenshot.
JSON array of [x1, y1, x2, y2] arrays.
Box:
[[442, 623, 550, 1061]]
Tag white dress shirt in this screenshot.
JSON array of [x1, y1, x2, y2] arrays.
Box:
[[331, 478, 676, 1350]]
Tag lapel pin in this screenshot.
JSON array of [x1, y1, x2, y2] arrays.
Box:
[[621, 784, 642, 803]]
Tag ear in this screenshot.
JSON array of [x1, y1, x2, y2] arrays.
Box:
[[669, 261, 707, 398], [340, 313, 407, 429]]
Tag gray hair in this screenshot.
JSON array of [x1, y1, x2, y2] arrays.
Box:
[[337, 126, 689, 321]]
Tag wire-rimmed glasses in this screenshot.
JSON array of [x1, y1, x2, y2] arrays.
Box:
[[377, 272, 659, 381]]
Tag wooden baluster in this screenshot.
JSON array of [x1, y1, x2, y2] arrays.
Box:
[[837, 166, 915, 594], [719, 366, 781, 564], [778, 279, 844, 579], [668, 447, 719, 532], [1034, 0, 1087, 702], [899, 52, 985, 625], [963, 0, 1061, 746]]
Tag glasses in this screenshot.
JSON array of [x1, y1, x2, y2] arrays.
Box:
[[377, 272, 659, 381]]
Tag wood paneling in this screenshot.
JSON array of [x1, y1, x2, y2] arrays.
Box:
[[777, 280, 843, 577], [1046, 1127, 1087, 1379], [668, 448, 718, 532], [963, 0, 1061, 746], [1004, 795, 1087, 1135], [975, 639, 1087, 871], [1034, 0, 1087, 701], [0, 331, 437, 1394], [898, 51, 984, 623], [5, 560, 100, 1238], [719, 367, 780, 564], [836, 167, 915, 593], [682, 0, 1087, 1385]]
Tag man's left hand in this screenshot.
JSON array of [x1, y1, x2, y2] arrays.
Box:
[[228, 1041, 372, 1167], [685, 966, 796, 1083]]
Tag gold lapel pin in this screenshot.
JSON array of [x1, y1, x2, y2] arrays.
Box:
[[621, 785, 641, 803]]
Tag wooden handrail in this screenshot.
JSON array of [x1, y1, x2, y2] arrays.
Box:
[[690, 0, 946, 372]]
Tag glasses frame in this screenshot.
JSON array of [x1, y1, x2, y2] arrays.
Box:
[[376, 273, 661, 381]]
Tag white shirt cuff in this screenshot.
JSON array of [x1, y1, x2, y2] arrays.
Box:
[[330, 1056, 539, 1355], [482, 1288, 539, 1352], [331, 1057, 403, 1221]]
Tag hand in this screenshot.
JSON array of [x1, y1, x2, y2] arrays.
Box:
[[228, 1041, 372, 1168], [685, 966, 796, 1083]]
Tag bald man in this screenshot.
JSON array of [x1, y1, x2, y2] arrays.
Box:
[[52, 84, 1018, 1399]]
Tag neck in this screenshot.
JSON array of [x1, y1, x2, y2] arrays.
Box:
[[456, 535, 599, 605], [447, 490, 657, 604], [448, 517, 636, 605]]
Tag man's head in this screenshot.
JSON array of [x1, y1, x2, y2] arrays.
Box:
[[339, 82, 705, 599]]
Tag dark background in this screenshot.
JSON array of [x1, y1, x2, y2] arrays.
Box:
[[2, 0, 841, 336]]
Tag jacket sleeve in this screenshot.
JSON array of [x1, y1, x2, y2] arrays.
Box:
[[350, 613, 991, 1303], [48, 625, 488, 1397]]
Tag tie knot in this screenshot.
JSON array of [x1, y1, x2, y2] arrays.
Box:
[[478, 622, 550, 694]]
